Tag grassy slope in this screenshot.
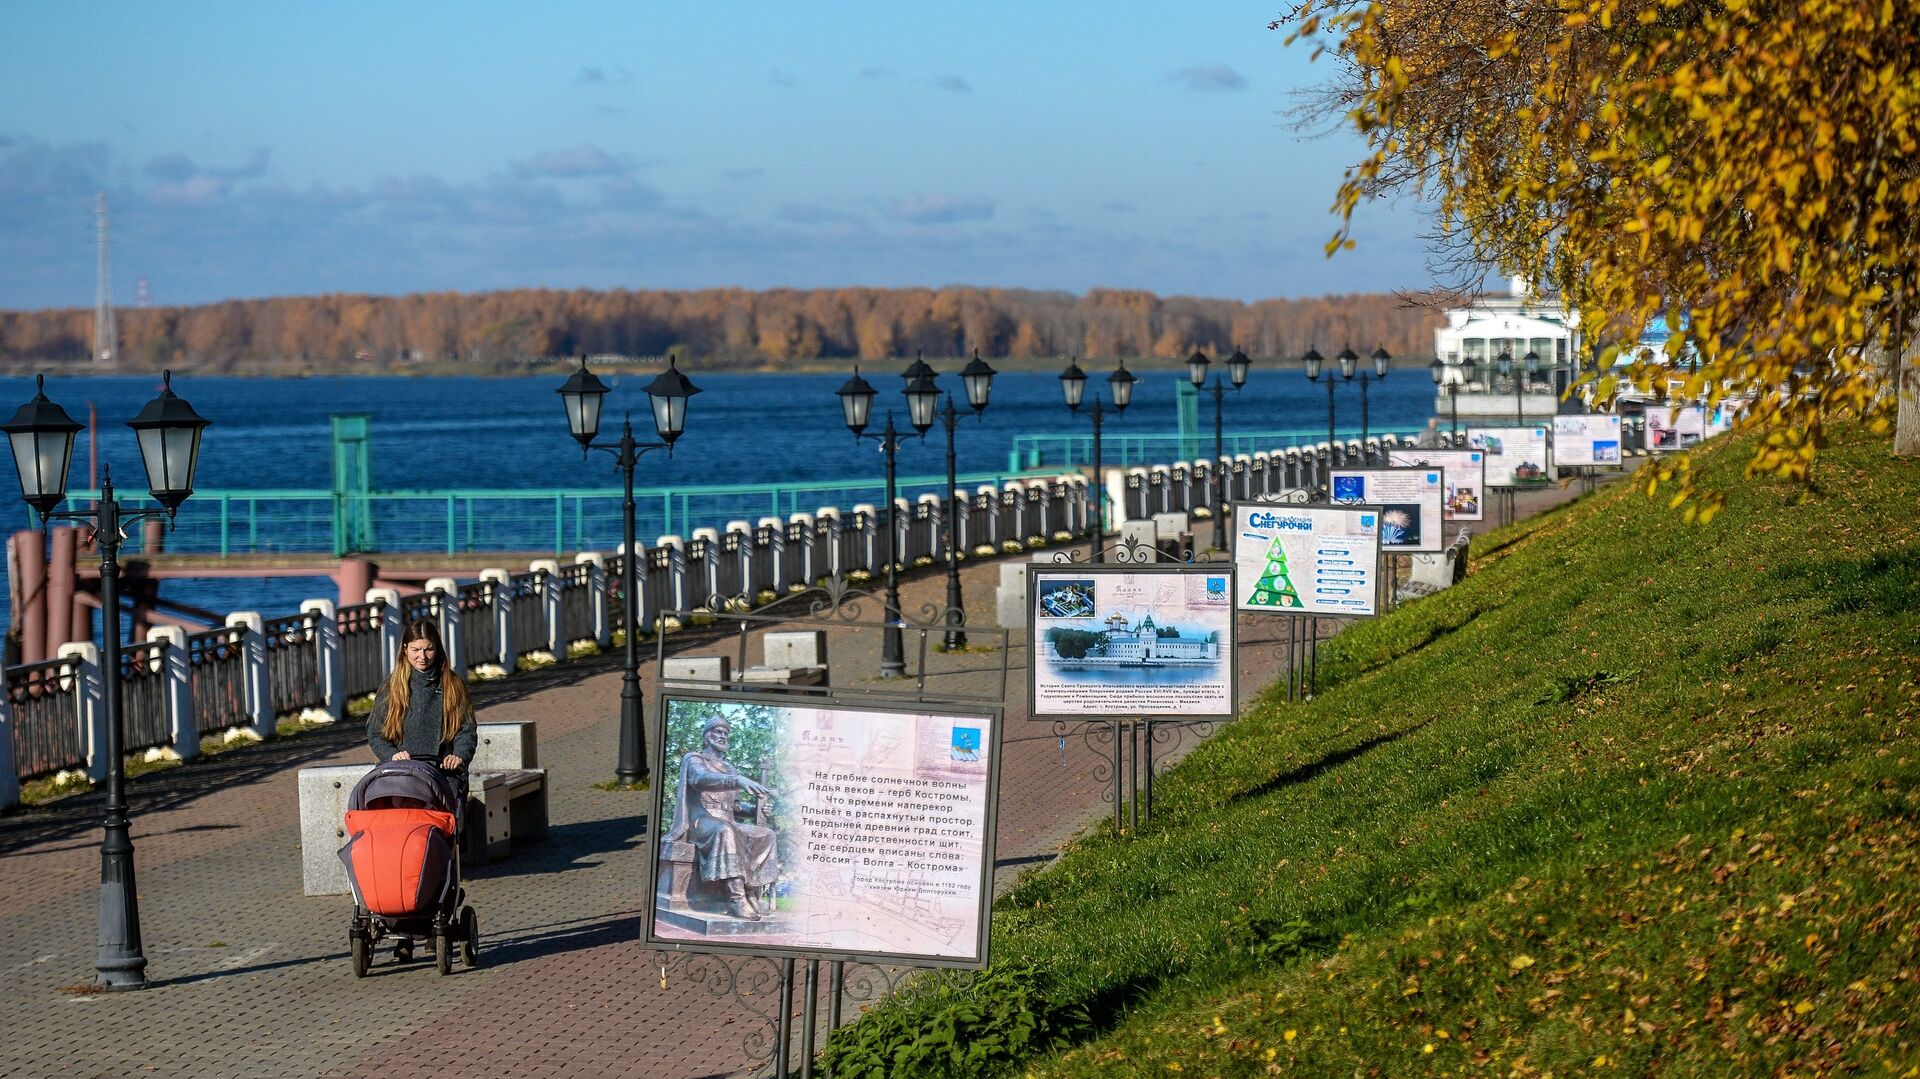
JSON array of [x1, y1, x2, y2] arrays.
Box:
[[827, 427, 1920, 1077]]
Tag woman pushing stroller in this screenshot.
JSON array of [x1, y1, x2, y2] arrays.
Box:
[[342, 618, 480, 975], [367, 619, 476, 790]]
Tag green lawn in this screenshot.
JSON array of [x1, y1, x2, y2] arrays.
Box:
[[824, 426, 1920, 1078]]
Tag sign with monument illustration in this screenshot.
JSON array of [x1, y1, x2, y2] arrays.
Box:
[[646, 693, 1002, 968], [1325, 468, 1446, 553], [1232, 504, 1379, 617], [1027, 564, 1237, 721]]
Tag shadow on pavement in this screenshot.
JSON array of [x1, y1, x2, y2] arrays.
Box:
[[469, 817, 647, 880]]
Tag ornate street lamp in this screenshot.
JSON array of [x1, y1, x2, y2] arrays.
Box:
[[1059, 357, 1134, 561], [1342, 347, 1392, 443], [1302, 347, 1337, 447], [930, 353, 997, 650], [833, 361, 937, 677], [1188, 348, 1252, 551], [3, 370, 211, 991], [558, 354, 701, 784]]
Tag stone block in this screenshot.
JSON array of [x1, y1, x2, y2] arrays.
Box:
[[1151, 512, 1190, 540], [472, 721, 538, 771], [763, 630, 827, 669], [663, 655, 731, 690], [298, 763, 375, 896]]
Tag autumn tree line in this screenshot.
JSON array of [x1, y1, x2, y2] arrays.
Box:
[[0, 286, 1441, 371]]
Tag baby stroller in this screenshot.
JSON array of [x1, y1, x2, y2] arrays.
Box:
[[339, 758, 479, 977]]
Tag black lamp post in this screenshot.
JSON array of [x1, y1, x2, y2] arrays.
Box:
[[558, 354, 701, 784], [3, 371, 211, 992], [1495, 349, 1541, 424], [1186, 348, 1251, 551], [936, 353, 996, 651], [1428, 357, 1478, 437], [835, 364, 938, 678], [1059, 357, 1136, 562], [1302, 347, 1338, 447], [1343, 347, 1392, 443]]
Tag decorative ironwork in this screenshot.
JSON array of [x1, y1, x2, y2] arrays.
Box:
[[6, 656, 86, 781], [265, 611, 323, 717], [186, 625, 247, 735], [118, 640, 173, 752]]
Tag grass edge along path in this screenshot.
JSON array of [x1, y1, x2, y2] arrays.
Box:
[[822, 426, 1920, 1078]]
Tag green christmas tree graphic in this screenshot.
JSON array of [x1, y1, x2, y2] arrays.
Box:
[[1249, 538, 1303, 608]]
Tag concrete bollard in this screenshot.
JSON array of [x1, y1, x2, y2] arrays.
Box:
[[529, 559, 564, 654], [0, 690, 17, 808], [225, 611, 274, 740], [298, 763, 376, 895], [571, 554, 611, 647], [421, 580, 463, 674], [146, 625, 198, 758], [473, 573, 511, 667], [55, 642, 108, 783], [363, 588, 404, 680], [663, 655, 731, 690]]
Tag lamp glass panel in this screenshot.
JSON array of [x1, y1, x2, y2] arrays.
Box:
[[1109, 370, 1136, 410], [1186, 354, 1209, 387], [1059, 367, 1087, 408], [565, 387, 604, 442], [840, 388, 874, 431]]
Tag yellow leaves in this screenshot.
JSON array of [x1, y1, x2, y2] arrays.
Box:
[[1509, 954, 1537, 971], [1283, 1029, 1298, 1042]]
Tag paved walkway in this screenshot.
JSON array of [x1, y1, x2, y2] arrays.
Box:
[[0, 484, 1591, 1078]]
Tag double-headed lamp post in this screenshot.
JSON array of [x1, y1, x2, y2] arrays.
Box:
[[1427, 357, 1480, 437], [557, 355, 702, 785], [3, 371, 211, 992], [1302, 347, 1339, 446], [1495, 349, 1542, 424], [1058, 357, 1137, 562], [931, 353, 996, 651], [834, 364, 941, 678], [1185, 348, 1251, 551], [1342, 347, 1392, 442]]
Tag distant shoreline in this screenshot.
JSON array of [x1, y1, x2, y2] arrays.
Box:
[[0, 355, 1316, 379]]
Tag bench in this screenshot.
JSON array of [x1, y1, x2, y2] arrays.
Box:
[[296, 720, 548, 896]]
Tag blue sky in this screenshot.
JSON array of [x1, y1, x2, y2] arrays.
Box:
[[0, 1, 1432, 310]]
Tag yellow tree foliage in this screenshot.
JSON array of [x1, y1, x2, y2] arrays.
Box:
[[1279, 0, 1920, 517]]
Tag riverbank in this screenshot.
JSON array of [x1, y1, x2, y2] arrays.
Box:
[[824, 424, 1920, 1077]]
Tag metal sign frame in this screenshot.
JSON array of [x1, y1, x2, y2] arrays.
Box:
[[1323, 466, 1447, 554], [1025, 562, 1239, 723], [1231, 502, 1381, 618], [644, 688, 1005, 970]]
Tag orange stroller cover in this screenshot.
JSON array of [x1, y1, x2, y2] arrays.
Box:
[[340, 809, 457, 917]]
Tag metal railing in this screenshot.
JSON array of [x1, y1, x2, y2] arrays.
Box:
[[338, 600, 389, 699], [40, 467, 1068, 558], [265, 612, 323, 717], [558, 563, 594, 645], [187, 626, 248, 735], [6, 656, 85, 781], [456, 582, 498, 665], [507, 572, 548, 663], [1008, 426, 1424, 469], [118, 641, 173, 753]]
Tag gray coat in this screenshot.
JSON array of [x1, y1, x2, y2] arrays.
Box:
[[367, 666, 477, 764]]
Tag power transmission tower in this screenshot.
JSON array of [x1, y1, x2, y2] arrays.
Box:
[[93, 192, 118, 364]]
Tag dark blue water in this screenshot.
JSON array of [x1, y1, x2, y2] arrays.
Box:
[[0, 369, 1440, 641]]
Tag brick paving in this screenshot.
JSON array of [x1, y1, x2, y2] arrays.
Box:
[[0, 481, 1593, 1078]]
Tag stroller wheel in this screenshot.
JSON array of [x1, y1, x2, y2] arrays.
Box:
[[460, 907, 480, 968], [435, 930, 453, 976], [350, 931, 370, 978]]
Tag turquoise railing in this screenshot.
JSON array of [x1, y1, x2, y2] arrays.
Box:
[[1007, 426, 1426, 470], [41, 467, 1069, 558]]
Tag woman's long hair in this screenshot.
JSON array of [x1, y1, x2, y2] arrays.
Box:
[[380, 618, 471, 748]]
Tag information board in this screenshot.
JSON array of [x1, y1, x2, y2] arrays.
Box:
[[1233, 504, 1378, 617], [1326, 468, 1445, 553], [1645, 406, 1706, 451], [1552, 414, 1624, 466], [648, 693, 1001, 968], [1465, 426, 1553, 487], [1028, 564, 1236, 721], [1387, 448, 1487, 521]]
